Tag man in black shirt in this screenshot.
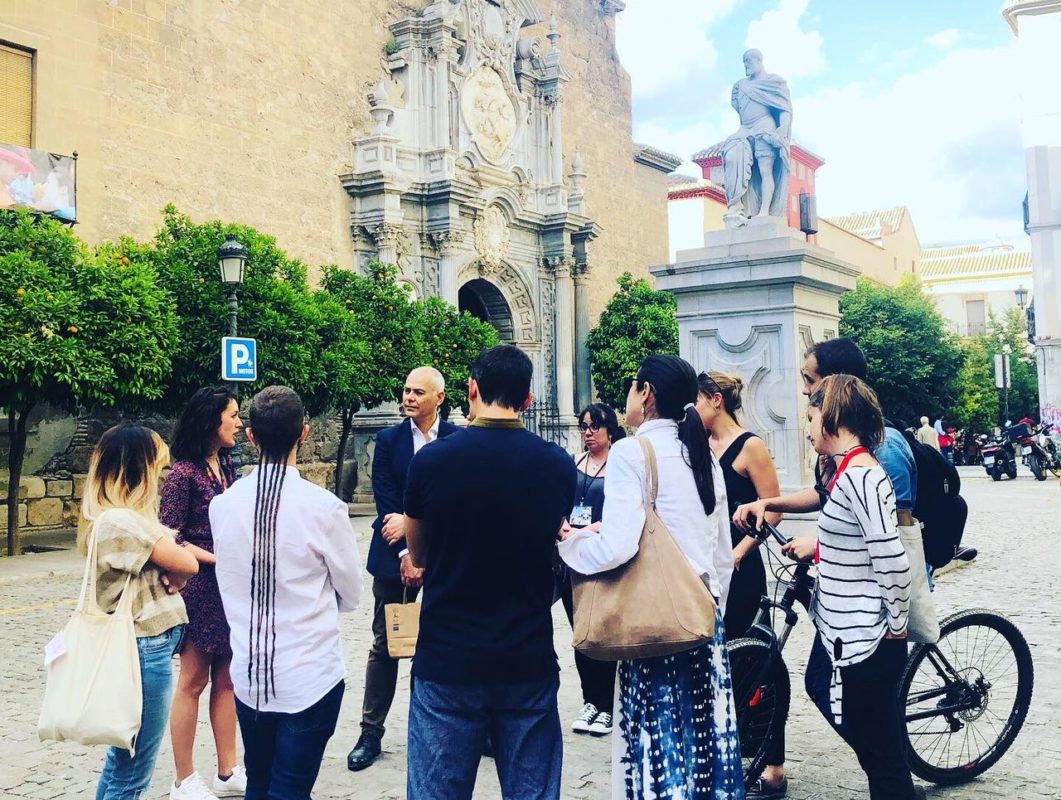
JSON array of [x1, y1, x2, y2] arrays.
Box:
[[404, 345, 576, 800]]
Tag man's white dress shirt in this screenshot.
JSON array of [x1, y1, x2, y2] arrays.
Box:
[[398, 414, 441, 560], [211, 466, 364, 713]]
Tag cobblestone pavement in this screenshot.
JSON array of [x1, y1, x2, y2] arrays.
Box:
[[1, 467, 1058, 799]]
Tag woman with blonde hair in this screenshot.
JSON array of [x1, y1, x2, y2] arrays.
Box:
[[697, 370, 785, 799], [82, 424, 200, 800]]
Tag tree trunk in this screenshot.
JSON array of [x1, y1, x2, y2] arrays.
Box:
[[6, 405, 31, 557], [333, 407, 355, 499]]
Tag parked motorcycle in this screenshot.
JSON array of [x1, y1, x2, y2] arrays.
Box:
[[981, 431, 1018, 481], [1035, 423, 1061, 478], [1008, 422, 1056, 481]]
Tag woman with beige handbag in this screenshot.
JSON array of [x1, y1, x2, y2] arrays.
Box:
[[38, 424, 200, 799], [558, 355, 744, 799]]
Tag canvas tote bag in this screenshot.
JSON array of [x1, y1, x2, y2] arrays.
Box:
[[571, 437, 716, 661], [898, 523, 940, 643], [385, 589, 420, 659], [38, 520, 143, 753]]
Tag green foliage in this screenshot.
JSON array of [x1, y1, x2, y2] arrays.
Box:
[[414, 296, 500, 413], [951, 336, 1000, 433], [0, 210, 178, 412], [986, 307, 1038, 423], [587, 272, 678, 409], [135, 206, 329, 414], [318, 262, 422, 416], [839, 276, 963, 425]]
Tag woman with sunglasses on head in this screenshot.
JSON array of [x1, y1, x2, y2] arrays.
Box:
[[557, 403, 624, 738], [782, 375, 917, 800], [697, 371, 786, 800], [559, 355, 742, 799]]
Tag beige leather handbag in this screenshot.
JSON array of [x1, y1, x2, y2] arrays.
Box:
[[571, 437, 716, 661]]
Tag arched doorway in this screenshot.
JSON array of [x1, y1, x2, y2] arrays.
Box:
[[459, 278, 515, 342]]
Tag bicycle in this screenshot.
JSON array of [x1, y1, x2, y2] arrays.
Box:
[[729, 521, 1034, 787]]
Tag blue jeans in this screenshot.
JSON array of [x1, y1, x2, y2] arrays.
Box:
[[407, 675, 562, 800], [234, 679, 344, 800], [96, 625, 184, 800]]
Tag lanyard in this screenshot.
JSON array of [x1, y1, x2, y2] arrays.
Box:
[[577, 452, 607, 503], [826, 446, 869, 494]]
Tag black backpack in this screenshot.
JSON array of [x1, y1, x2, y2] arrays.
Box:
[[897, 427, 968, 569]]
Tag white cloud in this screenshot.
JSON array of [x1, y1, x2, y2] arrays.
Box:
[[616, 0, 739, 99], [926, 28, 964, 49], [744, 0, 826, 79], [795, 44, 1026, 244]]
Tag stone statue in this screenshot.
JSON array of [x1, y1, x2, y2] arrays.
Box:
[[720, 49, 792, 227]]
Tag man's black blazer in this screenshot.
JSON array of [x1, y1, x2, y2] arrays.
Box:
[[365, 416, 459, 582]]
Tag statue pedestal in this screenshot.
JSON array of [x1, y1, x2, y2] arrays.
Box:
[[653, 218, 861, 492]]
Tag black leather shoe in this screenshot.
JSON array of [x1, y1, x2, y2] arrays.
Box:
[[347, 733, 382, 771]]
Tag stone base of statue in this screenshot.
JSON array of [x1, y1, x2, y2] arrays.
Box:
[[653, 216, 861, 492]]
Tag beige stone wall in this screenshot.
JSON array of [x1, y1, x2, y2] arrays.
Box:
[[1, 0, 430, 275], [4, 0, 670, 305]]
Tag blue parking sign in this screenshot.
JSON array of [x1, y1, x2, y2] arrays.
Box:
[[222, 337, 258, 382]]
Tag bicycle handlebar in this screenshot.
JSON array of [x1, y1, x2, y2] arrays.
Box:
[[751, 518, 792, 549]]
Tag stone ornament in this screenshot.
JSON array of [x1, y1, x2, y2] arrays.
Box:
[[461, 66, 518, 163], [473, 205, 511, 268]]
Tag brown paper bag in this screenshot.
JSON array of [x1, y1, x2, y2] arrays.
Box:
[[384, 593, 420, 659]]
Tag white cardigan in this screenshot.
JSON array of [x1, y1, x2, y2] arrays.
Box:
[[557, 418, 733, 614]]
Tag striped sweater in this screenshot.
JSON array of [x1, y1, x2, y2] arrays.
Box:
[[810, 464, 911, 721]]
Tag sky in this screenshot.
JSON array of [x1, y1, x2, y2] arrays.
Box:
[[615, 0, 1028, 248]]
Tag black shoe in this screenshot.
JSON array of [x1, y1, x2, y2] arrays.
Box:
[[954, 546, 978, 562], [347, 733, 382, 771], [745, 776, 788, 800]]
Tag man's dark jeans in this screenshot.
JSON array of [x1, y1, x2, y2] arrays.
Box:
[[407, 674, 562, 800], [362, 577, 419, 738], [235, 680, 344, 800]]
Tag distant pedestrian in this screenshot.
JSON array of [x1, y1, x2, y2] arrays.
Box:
[[560, 355, 742, 799], [403, 345, 576, 800], [916, 417, 940, 451], [84, 424, 200, 800], [557, 403, 623, 737], [346, 367, 459, 772], [211, 386, 364, 800], [162, 386, 247, 800]]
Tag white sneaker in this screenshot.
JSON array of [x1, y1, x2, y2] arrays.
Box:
[[170, 772, 219, 800], [212, 766, 247, 797], [572, 702, 599, 734], [588, 711, 613, 736]]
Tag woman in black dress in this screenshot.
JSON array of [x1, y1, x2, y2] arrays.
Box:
[[557, 403, 624, 737], [697, 371, 788, 800]]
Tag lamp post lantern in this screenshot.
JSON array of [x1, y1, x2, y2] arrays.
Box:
[[1015, 284, 1028, 311], [217, 234, 247, 338]]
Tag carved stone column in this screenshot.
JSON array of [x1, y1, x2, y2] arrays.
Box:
[[548, 98, 564, 185], [371, 223, 402, 266], [432, 42, 453, 150], [573, 262, 592, 411], [430, 230, 465, 306], [549, 256, 576, 418]]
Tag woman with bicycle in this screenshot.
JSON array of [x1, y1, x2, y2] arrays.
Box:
[[697, 371, 788, 800], [780, 374, 918, 800]]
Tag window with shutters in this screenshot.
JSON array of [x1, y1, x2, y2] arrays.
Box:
[[0, 43, 34, 147]]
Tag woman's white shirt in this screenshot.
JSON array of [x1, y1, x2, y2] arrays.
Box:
[[211, 466, 364, 713], [557, 418, 733, 613]]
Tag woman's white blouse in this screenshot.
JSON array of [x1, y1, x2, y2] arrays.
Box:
[[557, 418, 733, 613]]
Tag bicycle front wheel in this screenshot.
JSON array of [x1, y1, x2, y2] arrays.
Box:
[[728, 637, 790, 785], [900, 609, 1034, 785]]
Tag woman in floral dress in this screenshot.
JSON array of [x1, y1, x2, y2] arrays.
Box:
[[162, 387, 247, 799]]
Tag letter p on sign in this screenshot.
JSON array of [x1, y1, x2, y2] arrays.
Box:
[[222, 337, 258, 382]]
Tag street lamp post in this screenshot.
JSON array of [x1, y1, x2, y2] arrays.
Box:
[[217, 234, 247, 338], [1015, 284, 1028, 311], [1003, 343, 1013, 423]]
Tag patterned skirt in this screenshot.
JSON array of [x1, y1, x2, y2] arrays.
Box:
[[612, 609, 744, 799]]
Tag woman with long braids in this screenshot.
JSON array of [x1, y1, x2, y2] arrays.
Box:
[[162, 386, 244, 800], [83, 425, 199, 799], [211, 386, 363, 800], [558, 355, 743, 799]]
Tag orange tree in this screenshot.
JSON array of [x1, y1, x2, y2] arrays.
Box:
[[0, 210, 178, 554]]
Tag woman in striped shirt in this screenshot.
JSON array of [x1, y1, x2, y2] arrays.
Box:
[[781, 375, 918, 800]]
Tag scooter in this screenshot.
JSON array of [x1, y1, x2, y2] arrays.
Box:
[[981, 432, 1018, 481], [1035, 423, 1061, 477], [1012, 422, 1056, 481]]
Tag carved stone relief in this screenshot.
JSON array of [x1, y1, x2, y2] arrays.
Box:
[[461, 67, 518, 163], [473, 205, 511, 267]]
